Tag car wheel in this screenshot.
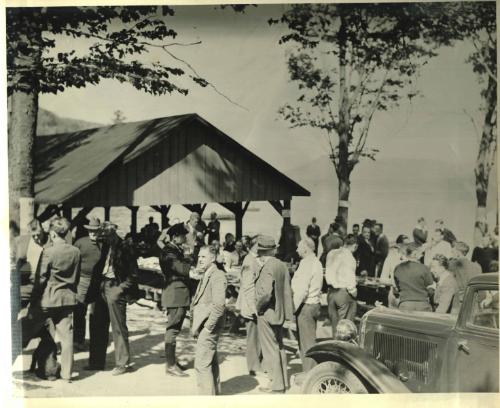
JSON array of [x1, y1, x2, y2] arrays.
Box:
[[301, 362, 369, 394]]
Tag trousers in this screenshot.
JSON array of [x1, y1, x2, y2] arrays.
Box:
[[194, 326, 222, 395], [257, 316, 288, 392], [73, 302, 87, 345], [245, 317, 262, 373], [296, 303, 320, 372], [89, 280, 130, 368], [165, 307, 187, 344], [327, 288, 357, 337]]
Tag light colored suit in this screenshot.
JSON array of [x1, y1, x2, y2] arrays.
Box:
[[191, 264, 227, 395]]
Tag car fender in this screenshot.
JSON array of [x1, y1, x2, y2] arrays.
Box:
[[306, 340, 410, 393]]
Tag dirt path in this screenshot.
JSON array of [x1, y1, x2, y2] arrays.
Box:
[[11, 303, 315, 398]]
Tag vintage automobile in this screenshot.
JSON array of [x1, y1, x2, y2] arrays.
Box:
[[302, 273, 499, 393]]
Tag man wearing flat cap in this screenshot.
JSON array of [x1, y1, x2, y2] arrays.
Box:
[[254, 235, 294, 393], [159, 222, 192, 377], [73, 216, 103, 351]]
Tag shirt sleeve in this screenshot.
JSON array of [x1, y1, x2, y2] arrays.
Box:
[[291, 261, 309, 310]]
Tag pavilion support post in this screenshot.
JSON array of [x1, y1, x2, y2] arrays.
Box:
[[269, 200, 284, 216], [283, 199, 291, 227], [151, 205, 171, 229], [128, 206, 139, 236], [220, 201, 251, 240], [104, 206, 111, 221]]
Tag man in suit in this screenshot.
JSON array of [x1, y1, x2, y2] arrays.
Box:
[[430, 254, 459, 314], [191, 245, 227, 395], [28, 216, 80, 382], [306, 217, 321, 255], [207, 212, 221, 244], [87, 222, 139, 376], [235, 236, 263, 376], [374, 223, 389, 277], [159, 222, 192, 377], [255, 235, 294, 394], [319, 223, 344, 267], [355, 225, 376, 277], [73, 216, 102, 351]]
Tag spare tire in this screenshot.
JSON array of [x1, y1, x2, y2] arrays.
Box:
[[302, 361, 369, 394]]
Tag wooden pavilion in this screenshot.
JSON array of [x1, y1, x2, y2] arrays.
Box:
[[34, 113, 310, 237]]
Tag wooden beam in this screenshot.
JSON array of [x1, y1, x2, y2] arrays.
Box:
[[242, 201, 251, 215], [70, 207, 93, 229], [283, 199, 291, 227], [268, 200, 284, 215], [183, 203, 206, 215], [37, 204, 61, 223], [62, 206, 72, 222]]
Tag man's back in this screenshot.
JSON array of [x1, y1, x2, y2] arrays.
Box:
[[394, 261, 434, 303], [255, 257, 293, 325], [37, 242, 80, 308]]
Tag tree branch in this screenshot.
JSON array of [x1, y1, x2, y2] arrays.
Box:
[[471, 36, 497, 84], [160, 46, 249, 111]]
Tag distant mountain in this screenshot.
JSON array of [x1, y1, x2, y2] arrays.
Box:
[[37, 108, 102, 136]]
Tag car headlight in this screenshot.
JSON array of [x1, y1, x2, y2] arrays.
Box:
[[359, 314, 368, 348]]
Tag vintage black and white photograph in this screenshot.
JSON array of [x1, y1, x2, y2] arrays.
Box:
[[4, 0, 499, 400]]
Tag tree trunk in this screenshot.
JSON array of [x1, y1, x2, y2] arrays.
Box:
[[8, 13, 42, 232], [9, 87, 39, 232], [337, 176, 350, 231], [474, 77, 497, 247], [335, 15, 351, 230]]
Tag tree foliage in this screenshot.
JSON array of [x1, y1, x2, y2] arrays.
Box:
[[7, 6, 210, 97], [272, 3, 443, 178]]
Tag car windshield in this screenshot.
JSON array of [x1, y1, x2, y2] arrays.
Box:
[[469, 289, 499, 330]]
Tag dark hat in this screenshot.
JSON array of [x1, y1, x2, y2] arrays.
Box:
[[256, 235, 277, 252], [167, 222, 189, 238], [96, 221, 118, 239], [84, 216, 101, 231]]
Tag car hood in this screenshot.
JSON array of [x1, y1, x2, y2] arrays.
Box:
[[363, 306, 457, 337]]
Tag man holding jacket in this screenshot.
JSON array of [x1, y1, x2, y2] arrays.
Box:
[[255, 235, 294, 394], [191, 245, 227, 395]]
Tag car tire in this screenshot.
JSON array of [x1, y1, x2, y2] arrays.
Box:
[[301, 361, 369, 394]]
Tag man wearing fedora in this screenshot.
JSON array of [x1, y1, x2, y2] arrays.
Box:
[[159, 222, 193, 377], [191, 245, 227, 395], [255, 235, 294, 393], [73, 216, 103, 351]]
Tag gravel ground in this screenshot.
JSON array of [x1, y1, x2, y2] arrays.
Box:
[[11, 303, 331, 398]]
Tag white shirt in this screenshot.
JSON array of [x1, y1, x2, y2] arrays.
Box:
[[325, 247, 357, 289], [26, 238, 43, 276], [291, 253, 323, 311], [424, 240, 453, 266], [102, 250, 115, 279]]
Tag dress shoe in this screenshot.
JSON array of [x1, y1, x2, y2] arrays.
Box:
[[176, 362, 187, 371], [165, 365, 188, 377], [111, 366, 129, 376]]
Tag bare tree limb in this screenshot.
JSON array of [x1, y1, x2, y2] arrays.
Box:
[[463, 108, 481, 141]]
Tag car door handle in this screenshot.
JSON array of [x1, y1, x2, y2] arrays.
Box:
[[458, 340, 470, 355]]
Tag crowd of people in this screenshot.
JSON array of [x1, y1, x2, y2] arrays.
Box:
[[10, 209, 499, 395]]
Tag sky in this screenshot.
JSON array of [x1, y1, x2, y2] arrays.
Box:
[[38, 4, 497, 244]]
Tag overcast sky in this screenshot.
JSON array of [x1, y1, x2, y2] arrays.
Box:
[[39, 4, 485, 171]]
